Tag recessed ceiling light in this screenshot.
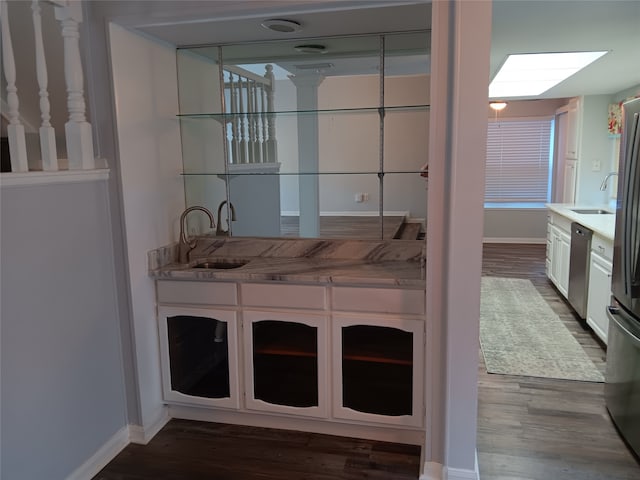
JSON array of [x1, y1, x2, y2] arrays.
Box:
[[261, 19, 302, 33], [294, 44, 328, 54], [489, 51, 608, 98]]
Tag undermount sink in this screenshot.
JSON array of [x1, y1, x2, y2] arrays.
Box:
[[571, 209, 613, 215], [192, 260, 248, 270]]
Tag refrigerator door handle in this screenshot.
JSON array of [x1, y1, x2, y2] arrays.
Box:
[[607, 306, 640, 347]]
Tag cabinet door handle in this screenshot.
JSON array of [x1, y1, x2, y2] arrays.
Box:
[[598, 245, 605, 254]]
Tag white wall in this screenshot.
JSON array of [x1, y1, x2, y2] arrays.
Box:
[[109, 23, 184, 433], [0, 180, 127, 480]]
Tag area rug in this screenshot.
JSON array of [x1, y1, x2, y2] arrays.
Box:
[[480, 277, 604, 382]]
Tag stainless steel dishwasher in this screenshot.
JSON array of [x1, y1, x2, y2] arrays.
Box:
[[568, 222, 593, 319]]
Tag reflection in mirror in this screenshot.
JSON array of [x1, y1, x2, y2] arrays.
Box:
[[177, 31, 430, 239]]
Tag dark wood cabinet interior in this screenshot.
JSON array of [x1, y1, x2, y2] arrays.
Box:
[[167, 315, 230, 399], [342, 325, 413, 417], [252, 320, 318, 408]]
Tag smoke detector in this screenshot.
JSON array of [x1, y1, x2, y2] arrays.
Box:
[[261, 19, 302, 33]]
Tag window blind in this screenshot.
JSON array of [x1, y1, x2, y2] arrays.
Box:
[[485, 117, 553, 203]]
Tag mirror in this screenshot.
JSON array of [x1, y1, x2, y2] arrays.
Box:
[[177, 32, 430, 239]]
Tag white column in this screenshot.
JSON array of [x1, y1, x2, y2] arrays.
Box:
[[289, 73, 324, 238], [55, 1, 95, 169], [32, 0, 58, 170], [1, 0, 29, 172], [424, 1, 492, 478]]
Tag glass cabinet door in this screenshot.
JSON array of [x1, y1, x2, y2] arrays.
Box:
[[243, 311, 328, 418], [158, 307, 239, 409], [332, 316, 424, 427]]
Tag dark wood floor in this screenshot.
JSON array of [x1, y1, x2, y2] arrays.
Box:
[[479, 243, 640, 480], [94, 243, 640, 479]]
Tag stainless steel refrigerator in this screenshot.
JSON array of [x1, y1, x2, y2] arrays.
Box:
[[606, 96, 640, 459]]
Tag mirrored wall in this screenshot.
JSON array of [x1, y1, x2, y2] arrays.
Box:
[[177, 31, 430, 239]]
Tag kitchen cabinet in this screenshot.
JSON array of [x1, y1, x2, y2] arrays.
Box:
[[243, 310, 329, 418], [586, 234, 614, 344], [565, 97, 581, 160], [155, 278, 425, 433], [563, 159, 577, 203], [547, 213, 571, 298], [332, 315, 424, 427], [157, 305, 240, 409]]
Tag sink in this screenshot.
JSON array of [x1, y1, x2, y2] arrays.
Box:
[[192, 260, 248, 270], [571, 209, 613, 215]]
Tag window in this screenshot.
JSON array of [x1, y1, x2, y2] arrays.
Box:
[[485, 117, 554, 204]]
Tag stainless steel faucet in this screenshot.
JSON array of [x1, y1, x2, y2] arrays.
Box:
[[216, 200, 237, 236], [600, 172, 618, 191], [178, 206, 215, 263]]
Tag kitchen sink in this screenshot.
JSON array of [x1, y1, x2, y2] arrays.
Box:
[[571, 209, 613, 215], [192, 260, 248, 269]]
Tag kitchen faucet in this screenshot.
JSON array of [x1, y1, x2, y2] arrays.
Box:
[[178, 206, 215, 263], [600, 172, 618, 191], [216, 200, 237, 236]]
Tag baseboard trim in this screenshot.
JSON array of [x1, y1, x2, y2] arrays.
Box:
[[483, 237, 546, 244], [129, 406, 170, 444], [420, 461, 444, 480], [64, 426, 129, 480]]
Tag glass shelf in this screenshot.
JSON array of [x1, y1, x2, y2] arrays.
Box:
[[180, 170, 426, 176], [176, 104, 430, 119]]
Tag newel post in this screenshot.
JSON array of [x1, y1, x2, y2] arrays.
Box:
[[54, 0, 94, 169]]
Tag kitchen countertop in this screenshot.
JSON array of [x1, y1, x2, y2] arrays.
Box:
[[546, 203, 616, 240], [148, 237, 426, 288]]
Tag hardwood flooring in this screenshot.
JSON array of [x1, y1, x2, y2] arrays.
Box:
[[92, 420, 421, 480], [93, 243, 640, 479], [478, 243, 640, 480]]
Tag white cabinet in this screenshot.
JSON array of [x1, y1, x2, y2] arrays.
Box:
[[332, 314, 424, 427], [563, 159, 577, 203], [157, 306, 240, 409], [155, 279, 425, 433], [565, 97, 581, 160], [547, 216, 571, 298], [242, 309, 329, 418], [586, 234, 614, 344]]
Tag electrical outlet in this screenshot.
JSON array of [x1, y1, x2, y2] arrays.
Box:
[[592, 159, 601, 172], [362, 193, 370, 202], [354, 193, 364, 203]]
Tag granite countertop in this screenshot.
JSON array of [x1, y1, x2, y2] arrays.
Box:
[[546, 203, 616, 240], [148, 237, 426, 288]]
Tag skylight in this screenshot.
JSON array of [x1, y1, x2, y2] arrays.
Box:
[[489, 51, 608, 98]]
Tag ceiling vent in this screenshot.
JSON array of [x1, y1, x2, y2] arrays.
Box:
[[261, 19, 302, 33], [294, 63, 334, 71]]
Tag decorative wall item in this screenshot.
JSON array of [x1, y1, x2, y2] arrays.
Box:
[[609, 94, 640, 136]]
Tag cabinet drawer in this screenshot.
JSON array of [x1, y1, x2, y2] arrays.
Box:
[[548, 212, 571, 233], [241, 283, 326, 310], [592, 234, 614, 261], [332, 287, 425, 315], [157, 281, 237, 306]]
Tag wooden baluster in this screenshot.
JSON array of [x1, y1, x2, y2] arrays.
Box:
[[32, 0, 58, 170], [264, 64, 277, 164], [260, 85, 269, 163], [237, 77, 247, 164], [229, 72, 240, 165], [1, 0, 29, 172], [55, 1, 94, 169], [246, 79, 256, 163], [251, 80, 262, 163]]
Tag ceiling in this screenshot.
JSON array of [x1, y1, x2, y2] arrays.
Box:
[[123, 0, 639, 100]]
